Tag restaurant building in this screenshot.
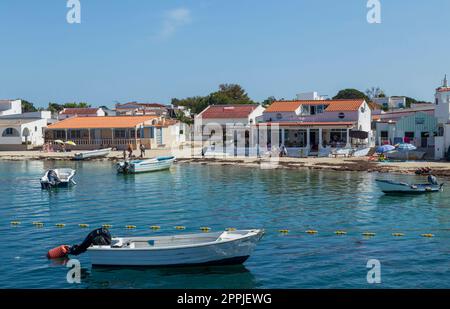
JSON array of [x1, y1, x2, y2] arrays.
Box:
[[257, 99, 373, 156], [45, 116, 185, 150]]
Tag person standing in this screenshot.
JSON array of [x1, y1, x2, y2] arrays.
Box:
[[127, 144, 133, 159], [140, 144, 146, 158]]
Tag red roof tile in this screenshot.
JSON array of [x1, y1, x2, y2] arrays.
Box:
[[199, 105, 259, 119], [257, 121, 355, 127], [60, 108, 100, 115], [265, 100, 365, 113], [48, 116, 159, 129]]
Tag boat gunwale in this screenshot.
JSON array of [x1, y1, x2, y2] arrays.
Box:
[[87, 229, 263, 252]]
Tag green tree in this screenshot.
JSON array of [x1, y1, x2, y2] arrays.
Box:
[[172, 84, 255, 114], [262, 96, 277, 107], [366, 87, 386, 100], [20, 100, 38, 113], [62, 102, 91, 108], [333, 89, 370, 101]]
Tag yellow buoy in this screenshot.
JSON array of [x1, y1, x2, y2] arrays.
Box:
[[362, 232, 376, 237], [78, 224, 89, 228], [421, 233, 434, 238], [102, 224, 113, 229], [175, 226, 185, 230], [278, 229, 289, 234], [150, 225, 160, 230], [10, 221, 21, 225], [125, 225, 136, 229], [200, 227, 211, 232], [55, 223, 66, 228], [392, 233, 404, 237], [225, 227, 236, 232], [335, 230, 347, 235], [32, 221, 44, 226], [305, 230, 318, 234]]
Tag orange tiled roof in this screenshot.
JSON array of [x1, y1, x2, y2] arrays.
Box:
[[257, 121, 355, 127], [60, 108, 100, 115], [48, 116, 160, 129], [266, 100, 365, 113]]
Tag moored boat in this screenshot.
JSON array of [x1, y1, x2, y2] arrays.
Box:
[[40, 168, 76, 189], [376, 179, 443, 194], [74, 148, 112, 160], [87, 229, 264, 267], [47, 228, 264, 267], [117, 156, 175, 174]]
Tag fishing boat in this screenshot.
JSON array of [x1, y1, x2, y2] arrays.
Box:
[[88, 229, 264, 266], [40, 168, 76, 189], [116, 156, 175, 174], [74, 148, 111, 160], [376, 179, 443, 194], [47, 228, 264, 267]]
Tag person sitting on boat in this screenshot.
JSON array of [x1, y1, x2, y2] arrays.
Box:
[[427, 173, 438, 185]]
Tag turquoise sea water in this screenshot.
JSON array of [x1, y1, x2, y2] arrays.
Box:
[[0, 160, 449, 289]]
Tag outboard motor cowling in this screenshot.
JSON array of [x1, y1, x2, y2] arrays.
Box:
[[47, 227, 112, 259]]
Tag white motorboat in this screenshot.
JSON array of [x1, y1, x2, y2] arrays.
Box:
[[376, 179, 444, 194], [117, 156, 175, 174], [386, 150, 426, 160], [87, 229, 264, 267], [40, 168, 76, 189], [74, 148, 112, 160]]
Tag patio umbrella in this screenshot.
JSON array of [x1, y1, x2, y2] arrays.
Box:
[[65, 141, 76, 146], [376, 145, 395, 153], [54, 140, 64, 144], [396, 143, 417, 161]]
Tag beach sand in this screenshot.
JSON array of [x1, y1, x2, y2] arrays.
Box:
[[1, 149, 450, 177]]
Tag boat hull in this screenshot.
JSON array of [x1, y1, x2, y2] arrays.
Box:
[[376, 179, 443, 194], [74, 148, 111, 160], [87, 230, 263, 267], [117, 156, 175, 174]]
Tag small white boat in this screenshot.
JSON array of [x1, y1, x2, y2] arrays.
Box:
[[376, 179, 443, 194], [117, 156, 175, 174], [40, 168, 76, 189], [386, 150, 426, 160], [87, 229, 264, 267], [74, 148, 112, 160]]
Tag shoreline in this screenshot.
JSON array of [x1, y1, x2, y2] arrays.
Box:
[[2, 150, 450, 177]]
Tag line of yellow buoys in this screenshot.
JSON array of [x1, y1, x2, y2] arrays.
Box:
[[9, 221, 445, 238]]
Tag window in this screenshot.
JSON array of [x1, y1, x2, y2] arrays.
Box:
[[276, 113, 282, 120], [310, 106, 316, 115], [338, 113, 345, 119], [405, 132, 415, 139], [55, 130, 65, 139], [381, 131, 388, 138], [2, 128, 20, 137], [317, 105, 324, 114], [69, 130, 82, 139], [114, 129, 127, 138]]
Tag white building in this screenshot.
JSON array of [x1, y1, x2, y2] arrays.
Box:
[[195, 104, 265, 155], [434, 75, 450, 160], [373, 96, 407, 110], [296, 91, 326, 101], [0, 111, 52, 151], [0, 99, 22, 116]]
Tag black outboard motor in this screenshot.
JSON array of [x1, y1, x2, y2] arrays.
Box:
[[47, 170, 59, 186], [69, 228, 112, 256]]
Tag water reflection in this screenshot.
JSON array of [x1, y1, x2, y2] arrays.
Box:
[[86, 264, 257, 289]]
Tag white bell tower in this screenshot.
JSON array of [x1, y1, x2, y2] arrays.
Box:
[[435, 74, 450, 124]]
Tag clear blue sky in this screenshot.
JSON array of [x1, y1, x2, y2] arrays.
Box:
[[0, 0, 449, 108]]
